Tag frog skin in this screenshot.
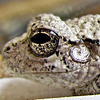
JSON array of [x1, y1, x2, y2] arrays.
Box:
[[2, 14, 100, 89], [75, 74, 100, 95]]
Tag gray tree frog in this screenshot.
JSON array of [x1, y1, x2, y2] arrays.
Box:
[[2, 14, 100, 91]]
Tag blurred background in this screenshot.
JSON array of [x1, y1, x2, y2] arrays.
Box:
[[0, 0, 100, 53]]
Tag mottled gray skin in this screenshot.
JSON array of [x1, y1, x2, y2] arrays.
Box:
[[2, 14, 100, 90], [75, 74, 100, 95]]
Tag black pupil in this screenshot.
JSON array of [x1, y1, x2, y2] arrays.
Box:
[[31, 33, 51, 44]]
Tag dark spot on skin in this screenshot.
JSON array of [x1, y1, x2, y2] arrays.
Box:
[[66, 69, 68, 72], [38, 28, 42, 33], [68, 40, 77, 44], [93, 32, 96, 36], [56, 51, 59, 56], [44, 59, 48, 63], [60, 59, 63, 61], [41, 25, 44, 27], [52, 39, 56, 43], [84, 38, 95, 43], [46, 44, 49, 48], [28, 65, 31, 68], [97, 83, 100, 88], [89, 93, 93, 95], [96, 39, 100, 46], [43, 66, 50, 71], [19, 60, 22, 62], [6, 46, 11, 51], [48, 65, 51, 68], [79, 90, 82, 92], [39, 44, 41, 46], [51, 65, 56, 70], [32, 67, 37, 71], [35, 26, 38, 28], [63, 56, 66, 65], [84, 21, 86, 23], [11, 67, 14, 71], [47, 68, 50, 71], [48, 65, 56, 71], [15, 69, 18, 72], [97, 20, 100, 23], [40, 77, 44, 79], [12, 43, 17, 47], [66, 66, 70, 69], [63, 37, 67, 42], [28, 44, 30, 47], [60, 52, 63, 55], [22, 41, 25, 44], [83, 38, 100, 46], [32, 23, 36, 27], [82, 35, 85, 38]]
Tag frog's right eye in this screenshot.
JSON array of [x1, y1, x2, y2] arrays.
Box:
[[29, 28, 59, 57]]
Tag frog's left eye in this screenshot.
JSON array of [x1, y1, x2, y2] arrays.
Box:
[[29, 28, 59, 57]]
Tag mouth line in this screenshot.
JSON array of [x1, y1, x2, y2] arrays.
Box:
[[21, 71, 68, 74], [20, 70, 72, 74]]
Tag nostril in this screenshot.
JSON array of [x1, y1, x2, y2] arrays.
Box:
[[6, 46, 11, 52]]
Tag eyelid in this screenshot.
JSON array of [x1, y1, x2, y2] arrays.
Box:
[[29, 28, 59, 57]]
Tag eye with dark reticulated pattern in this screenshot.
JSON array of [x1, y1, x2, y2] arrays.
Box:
[[29, 28, 59, 57]]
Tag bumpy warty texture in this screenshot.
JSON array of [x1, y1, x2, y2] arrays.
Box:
[[2, 14, 100, 91]]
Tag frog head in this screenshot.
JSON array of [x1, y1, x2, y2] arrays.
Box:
[[2, 14, 100, 89]]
